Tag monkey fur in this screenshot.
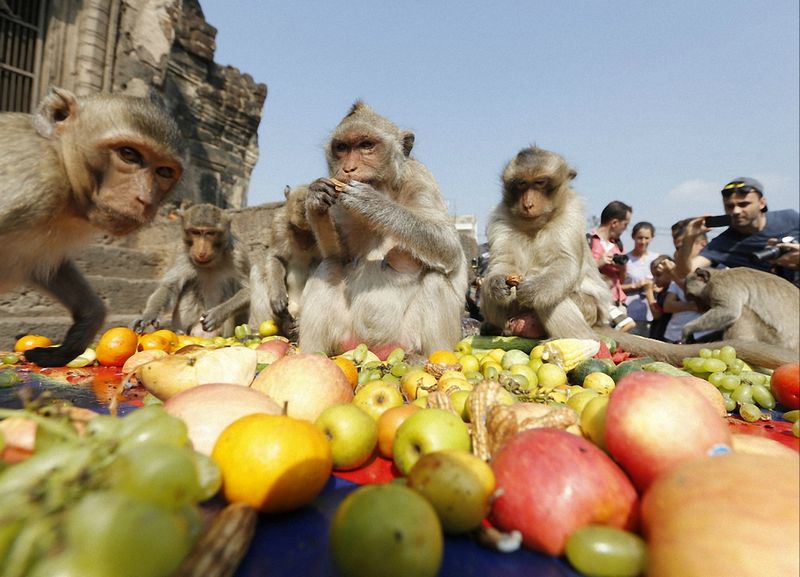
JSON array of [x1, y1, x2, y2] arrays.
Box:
[[0, 87, 185, 367], [681, 267, 799, 350], [299, 101, 468, 358], [133, 203, 251, 337], [483, 146, 796, 369], [250, 184, 320, 339]]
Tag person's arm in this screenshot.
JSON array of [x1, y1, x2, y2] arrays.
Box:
[[771, 242, 800, 270], [643, 279, 663, 319], [662, 290, 698, 314], [674, 217, 713, 278]]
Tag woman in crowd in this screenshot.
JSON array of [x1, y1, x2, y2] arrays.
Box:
[[621, 222, 660, 336]]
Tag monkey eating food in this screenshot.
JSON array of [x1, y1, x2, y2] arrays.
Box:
[[0, 87, 186, 367], [298, 101, 468, 359], [133, 203, 251, 337]]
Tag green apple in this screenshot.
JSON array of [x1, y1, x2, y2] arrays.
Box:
[[583, 372, 616, 395], [315, 403, 378, 470], [566, 389, 600, 416], [392, 408, 471, 475], [448, 389, 471, 421], [501, 349, 529, 370], [580, 395, 609, 450], [330, 483, 443, 577], [406, 450, 495, 534], [353, 380, 405, 421]]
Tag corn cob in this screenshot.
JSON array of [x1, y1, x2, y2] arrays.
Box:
[[174, 502, 257, 577], [541, 338, 600, 372]]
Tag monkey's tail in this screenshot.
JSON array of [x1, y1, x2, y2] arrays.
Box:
[[595, 327, 798, 370]]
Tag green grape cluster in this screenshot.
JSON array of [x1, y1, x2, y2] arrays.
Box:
[[0, 404, 219, 577], [681, 346, 775, 422], [354, 347, 412, 389]]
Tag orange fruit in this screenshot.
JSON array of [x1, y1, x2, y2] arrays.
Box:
[[14, 334, 53, 353], [332, 356, 359, 390], [150, 329, 180, 352], [95, 327, 139, 367], [428, 349, 459, 366], [211, 414, 332, 513], [137, 332, 170, 353], [376, 403, 421, 458]]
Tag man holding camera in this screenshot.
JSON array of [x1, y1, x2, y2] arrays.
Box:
[[589, 200, 635, 331], [674, 177, 799, 285]]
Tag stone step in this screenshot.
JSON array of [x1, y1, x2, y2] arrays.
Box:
[[0, 313, 142, 351], [74, 244, 172, 279], [0, 277, 160, 318]]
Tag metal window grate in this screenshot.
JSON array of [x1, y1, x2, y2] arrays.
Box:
[[0, 0, 46, 112]]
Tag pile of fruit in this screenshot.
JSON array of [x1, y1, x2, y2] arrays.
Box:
[[0, 326, 798, 577]]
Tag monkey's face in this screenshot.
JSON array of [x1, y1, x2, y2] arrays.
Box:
[[504, 176, 557, 221], [185, 227, 224, 267], [89, 143, 183, 235], [328, 131, 390, 187]]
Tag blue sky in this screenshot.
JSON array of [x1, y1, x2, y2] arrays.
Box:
[[200, 1, 799, 256]]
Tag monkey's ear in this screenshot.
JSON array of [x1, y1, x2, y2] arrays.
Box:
[[694, 268, 711, 282], [33, 87, 79, 138], [568, 168, 578, 181], [284, 185, 291, 199], [401, 132, 415, 157]]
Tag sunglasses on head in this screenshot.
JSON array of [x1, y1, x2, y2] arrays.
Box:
[[721, 182, 759, 196]]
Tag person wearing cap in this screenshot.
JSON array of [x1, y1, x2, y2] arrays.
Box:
[[673, 177, 799, 284]]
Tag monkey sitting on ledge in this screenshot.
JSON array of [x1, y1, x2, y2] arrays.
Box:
[[0, 87, 185, 367]]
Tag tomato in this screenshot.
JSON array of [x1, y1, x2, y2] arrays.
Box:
[[771, 362, 800, 410]]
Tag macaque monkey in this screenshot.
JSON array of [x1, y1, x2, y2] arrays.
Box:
[[682, 267, 799, 350], [250, 184, 320, 338], [299, 101, 468, 359], [483, 146, 796, 369], [481, 146, 612, 339], [0, 87, 185, 367], [133, 204, 250, 337]]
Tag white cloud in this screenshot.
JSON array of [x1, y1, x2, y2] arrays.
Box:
[[667, 179, 719, 201]]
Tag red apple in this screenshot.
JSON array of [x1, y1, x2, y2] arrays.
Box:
[[251, 353, 353, 421], [771, 362, 800, 410], [490, 428, 638, 556], [255, 338, 291, 364], [605, 371, 732, 492]]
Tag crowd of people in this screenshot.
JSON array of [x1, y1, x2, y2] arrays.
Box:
[[469, 176, 800, 344]]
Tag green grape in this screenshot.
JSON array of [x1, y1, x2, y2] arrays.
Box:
[[727, 358, 744, 375], [731, 383, 754, 405], [192, 452, 222, 502], [108, 443, 201, 509], [390, 361, 410, 378], [27, 551, 82, 577], [120, 412, 190, 449], [793, 420, 799, 438], [564, 525, 647, 577], [1, 353, 19, 365], [702, 358, 728, 373], [361, 360, 381, 373], [707, 372, 726, 388], [483, 365, 499, 380], [0, 369, 20, 388], [352, 343, 369, 364], [722, 392, 737, 413], [682, 357, 707, 373], [84, 414, 122, 441], [698, 348, 713, 359], [368, 369, 383, 381], [233, 323, 251, 340], [385, 347, 406, 365], [67, 491, 193, 577], [751, 384, 776, 410], [711, 348, 721, 358], [719, 345, 737, 365], [740, 371, 768, 386], [783, 410, 800, 423], [118, 404, 168, 433], [465, 371, 484, 385], [382, 373, 400, 385], [719, 374, 741, 392], [739, 403, 762, 423]]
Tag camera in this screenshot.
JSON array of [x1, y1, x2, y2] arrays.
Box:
[[751, 236, 797, 262], [612, 253, 629, 265]]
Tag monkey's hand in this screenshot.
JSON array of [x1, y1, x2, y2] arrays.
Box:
[[270, 292, 290, 318], [307, 178, 341, 214], [200, 307, 227, 332], [485, 274, 514, 303], [132, 317, 160, 333]]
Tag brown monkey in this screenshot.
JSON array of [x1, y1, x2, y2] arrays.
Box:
[[483, 146, 796, 369], [133, 204, 251, 337], [250, 184, 320, 338], [481, 146, 612, 340], [681, 267, 799, 350], [299, 101, 468, 359], [0, 87, 185, 367]]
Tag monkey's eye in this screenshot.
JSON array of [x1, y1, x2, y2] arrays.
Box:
[[117, 146, 143, 165], [511, 180, 528, 193], [359, 140, 375, 151], [332, 141, 348, 154], [532, 178, 549, 190], [156, 166, 176, 179]]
